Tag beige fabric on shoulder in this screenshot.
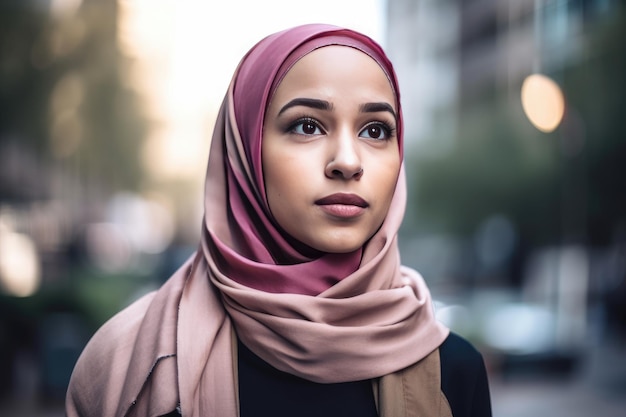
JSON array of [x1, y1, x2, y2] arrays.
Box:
[[375, 349, 453, 417]]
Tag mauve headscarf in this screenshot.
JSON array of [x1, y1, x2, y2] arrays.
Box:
[[176, 23, 448, 414], [66, 24, 449, 417], [208, 23, 407, 295]]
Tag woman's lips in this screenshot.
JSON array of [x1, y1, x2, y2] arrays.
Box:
[[315, 193, 368, 218]]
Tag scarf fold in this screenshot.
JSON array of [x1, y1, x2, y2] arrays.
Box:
[[175, 24, 449, 417]]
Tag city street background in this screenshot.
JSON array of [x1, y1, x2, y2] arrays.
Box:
[[1, 1, 624, 416]]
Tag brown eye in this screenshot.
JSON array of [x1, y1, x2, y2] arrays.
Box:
[[367, 125, 382, 139], [291, 118, 323, 135], [360, 122, 392, 140], [302, 121, 318, 135]]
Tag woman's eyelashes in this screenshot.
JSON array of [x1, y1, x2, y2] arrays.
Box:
[[286, 117, 396, 141], [359, 121, 395, 140], [288, 117, 325, 135]]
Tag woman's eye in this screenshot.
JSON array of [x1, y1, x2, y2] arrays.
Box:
[[359, 123, 392, 140], [291, 119, 323, 135]]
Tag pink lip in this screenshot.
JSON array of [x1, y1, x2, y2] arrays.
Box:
[[315, 193, 368, 218], [316, 193, 368, 207]]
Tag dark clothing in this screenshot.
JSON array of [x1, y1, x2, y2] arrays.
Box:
[[439, 333, 493, 417], [237, 332, 492, 417], [161, 332, 491, 417], [238, 339, 379, 417]]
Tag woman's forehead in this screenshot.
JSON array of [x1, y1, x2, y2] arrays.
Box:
[[270, 45, 397, 110]]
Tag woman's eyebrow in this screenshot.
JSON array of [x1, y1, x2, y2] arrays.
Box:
[[360, 102, 397, 120], [278, 98, 332, 115]]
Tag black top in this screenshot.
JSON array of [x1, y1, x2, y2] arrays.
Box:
[[161, 332, 492, 417], [439, 333, 493, 417], [238, 332, 492, 417]]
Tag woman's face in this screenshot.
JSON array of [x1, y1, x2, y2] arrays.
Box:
[[262, 45, 401, 254]]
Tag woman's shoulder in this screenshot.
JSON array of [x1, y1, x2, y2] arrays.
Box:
[[78, 290, 158, 359], [66, 291, 158, 416], [66, 270, 186, 417], [71, 264, 189, 373], [439, 332, 485, 371], [439, 332, 492, 417]]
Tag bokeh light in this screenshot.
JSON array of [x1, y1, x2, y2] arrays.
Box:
[[0, 224, 41, 297], [521, 73, 566, 133]]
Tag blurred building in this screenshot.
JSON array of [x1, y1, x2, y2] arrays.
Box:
[[386, 6, 626, 416], [387, 0, 616, 148]]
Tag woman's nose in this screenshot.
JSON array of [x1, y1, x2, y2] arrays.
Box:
[[324, 131, 363, 180]]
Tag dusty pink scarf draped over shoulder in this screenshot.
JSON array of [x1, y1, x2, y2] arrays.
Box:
[[66, 24, 449, 417], [173, 23, 448, 416]]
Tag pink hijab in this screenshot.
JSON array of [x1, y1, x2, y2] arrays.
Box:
[[207, 23, 405, 295], [175, 23, 449, 416]]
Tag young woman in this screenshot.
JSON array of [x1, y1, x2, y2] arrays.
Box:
[[66, 24, 492, 417]]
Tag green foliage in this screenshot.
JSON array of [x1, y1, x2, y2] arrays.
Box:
[[562, 11, 626, 244], [408, 100, 561, 245], [0, 3, 147, 199], [406, 10, 625, 247]]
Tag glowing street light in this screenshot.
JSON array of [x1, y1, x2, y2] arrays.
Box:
[[521, 73, 565, 133], [0, 227, 41, 297]]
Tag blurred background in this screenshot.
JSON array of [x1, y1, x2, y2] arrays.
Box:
[[0, 0, 624, 416]]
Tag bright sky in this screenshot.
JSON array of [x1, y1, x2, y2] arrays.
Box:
[[117, 0, 387, 180], [168, 0, 387, 120]]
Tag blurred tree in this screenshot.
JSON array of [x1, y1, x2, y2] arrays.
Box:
[[404, 8, 625, 285], [563, 10, 626, 246], [407, 9, 626, 245], [407, 92, 562, 246], [0, 3, 151, 401], [0, 1, 147, 202]]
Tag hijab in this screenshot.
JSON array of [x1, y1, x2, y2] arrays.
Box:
[[207, 23, 405, 295], [174, 23, 449, 416]]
